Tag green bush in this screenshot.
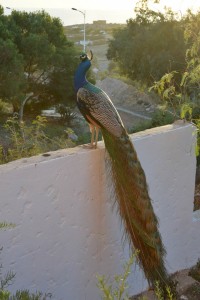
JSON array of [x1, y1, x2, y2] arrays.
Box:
[[0, 116, 75, 164], [0, 101, 12, 114], [151, 109, 174, 127], [56, 104, 78, 125], [97, 252, 137, 300], [128, 120, 153, 134]]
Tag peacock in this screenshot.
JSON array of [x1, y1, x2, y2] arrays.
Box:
[[74, 51, 170, 288]]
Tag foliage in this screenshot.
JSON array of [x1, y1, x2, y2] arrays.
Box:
[[0, 268, 15, 300], [188, 259, 200, 282], [0, 213, 51, 300], [107, 0, 186, 86], [0, 223, 15, 230], [56, 104, 77, 125], [154, 281, 175, 300], [151, 109, 174, 126], [150, 10, 200, 108], [129, 120, 153, 134], [129, 109, 174, 134], [97, 251, 137, 300], [149, 72, 179, 104], [9, 290, 52, 299], [0, 101, 12, 114], [76, 131, 91, 145], [0, 116, 75, 164], [0, 239, 49, 300], [0, 6, 78, 117], [0, 261, 15, 296], [0, 38, 25, 102], [97, 250, 177, 300], [0, 274, 52, 300], [149, 10, 200, 158]]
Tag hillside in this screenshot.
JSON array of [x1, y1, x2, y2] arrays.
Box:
[[97, 78, 154, 110]]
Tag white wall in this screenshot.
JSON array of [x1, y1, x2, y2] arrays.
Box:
[[0, 123, 198, 300]]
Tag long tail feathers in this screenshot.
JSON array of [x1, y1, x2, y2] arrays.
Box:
[[102, 128, 169, 287]]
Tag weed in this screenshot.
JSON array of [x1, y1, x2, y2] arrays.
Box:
[[97, 251, 137, 300], [0, 224, 51, 300], [0, 116, 75, 164]]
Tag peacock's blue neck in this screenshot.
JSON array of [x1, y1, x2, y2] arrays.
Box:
[[74, 59, 91, 92]]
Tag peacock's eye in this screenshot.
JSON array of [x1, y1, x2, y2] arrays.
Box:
[[80, 52, 87, 60]]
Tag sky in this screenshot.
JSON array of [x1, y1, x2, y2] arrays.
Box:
[[2, 0, 200, 25]]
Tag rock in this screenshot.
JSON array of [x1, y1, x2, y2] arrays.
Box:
[[172, 269, 198, 295], [131, 268, 200, 299]]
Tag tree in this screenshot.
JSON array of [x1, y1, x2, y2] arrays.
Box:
[[149, 10, 200, 163], [0, 7, 26, 112], [0, 39, 26, 106], [0, 8, 78, 120], [150, 10, 200, 109], [107, 0, 186, 86], [183, 10, 200, 104]]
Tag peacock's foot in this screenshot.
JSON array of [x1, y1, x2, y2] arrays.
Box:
[[82, 143, 97, 149]]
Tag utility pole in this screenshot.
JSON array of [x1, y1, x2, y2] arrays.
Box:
[[72, 8, 86, 52]]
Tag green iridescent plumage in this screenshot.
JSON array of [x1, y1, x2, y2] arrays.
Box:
[[74, 52, 171, 288]]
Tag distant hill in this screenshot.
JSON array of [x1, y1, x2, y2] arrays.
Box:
[[64, 22, 125, 46]]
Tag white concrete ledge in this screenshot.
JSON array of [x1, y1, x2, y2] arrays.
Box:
[[0, 123, 198, 299]]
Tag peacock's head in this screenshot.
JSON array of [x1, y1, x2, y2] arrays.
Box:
[[80, 50, 93, 62], [74, 50, 93, 90]]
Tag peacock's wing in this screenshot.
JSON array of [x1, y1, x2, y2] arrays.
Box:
[[77, 84, 124, 137]]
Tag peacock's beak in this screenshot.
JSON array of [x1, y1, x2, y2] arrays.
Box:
[[88, 50, 93, 61]]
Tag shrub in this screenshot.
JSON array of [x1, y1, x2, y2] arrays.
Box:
[[0, 116, 75, 164], [0, 225, 51, 299], [151, 109, 174, 127], [97, 251, 137, 300], [56, 104, 77, 125]]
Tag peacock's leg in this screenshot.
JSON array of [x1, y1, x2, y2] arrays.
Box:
[[89, 124, 95, 147], [89, 123, 96, 148], [85, 116, 101, 148], [94, 127, 99, 148]]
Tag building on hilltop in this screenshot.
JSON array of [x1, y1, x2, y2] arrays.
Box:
[[93, 20, 107, 27]]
